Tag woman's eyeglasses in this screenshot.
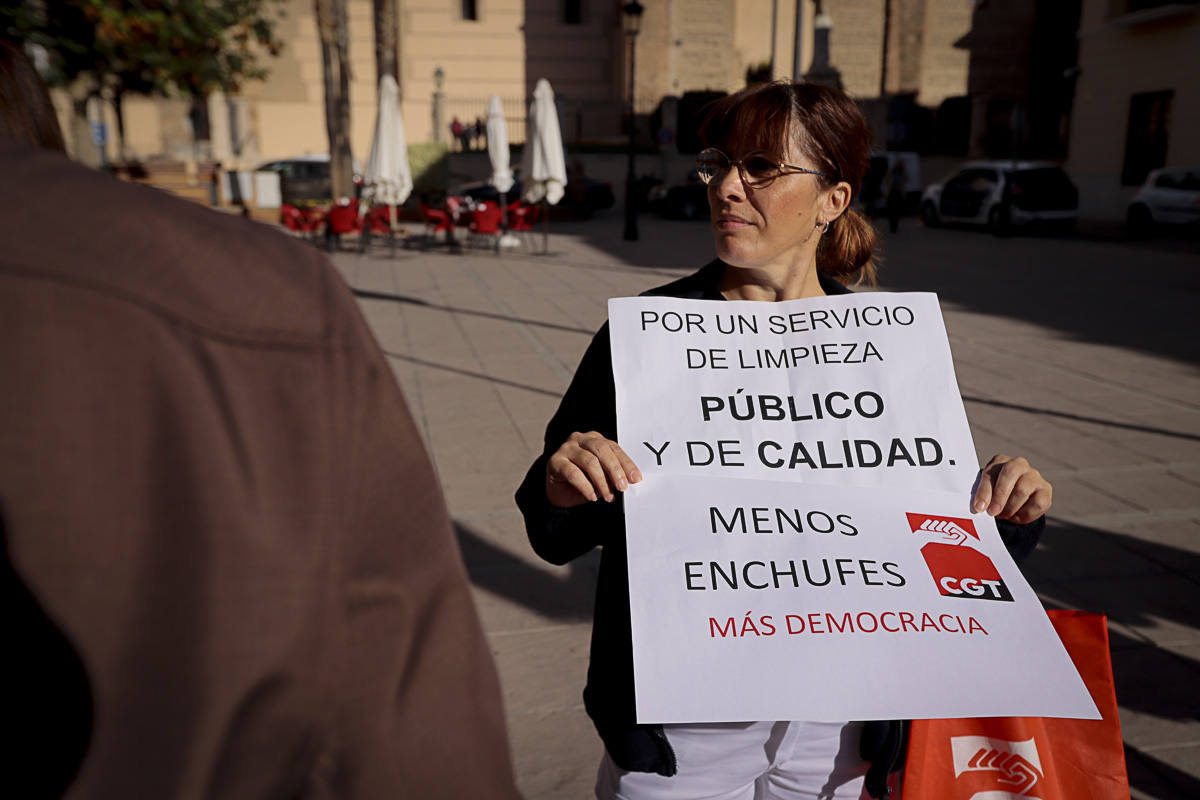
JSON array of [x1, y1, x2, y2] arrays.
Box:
[[696, 148, 832, 189]]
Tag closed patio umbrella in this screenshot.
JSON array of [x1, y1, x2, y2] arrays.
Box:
[[486, 96, 519, 248], [520, 78, 567, 252], [363, 74, 413, 247], [521, 78, 567, 206], [487, 95, 514, 196]]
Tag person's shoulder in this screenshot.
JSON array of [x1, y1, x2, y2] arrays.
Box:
[[820, 273, 852, 295], [0, 146, 335, 346], [639, 259, 724, 299]]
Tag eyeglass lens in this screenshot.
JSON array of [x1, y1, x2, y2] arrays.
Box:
[[697, 149, 783, 187]]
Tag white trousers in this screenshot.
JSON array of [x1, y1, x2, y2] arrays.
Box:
[[595, 721, 871, 800]]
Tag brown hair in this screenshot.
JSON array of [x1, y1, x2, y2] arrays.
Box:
[[700, 81, 877, 284], [0, 40, 66, 152]]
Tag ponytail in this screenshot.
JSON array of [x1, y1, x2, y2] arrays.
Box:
[[817, 207, 877, 286]]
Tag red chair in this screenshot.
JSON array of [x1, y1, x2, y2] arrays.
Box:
[[468, 201, 504, 252], [321, 197, 360, 252], [280, 204, 326, 239], [419, 201, 454, 234], [470, 202, 504, 235], [357, 205, 400, 254], [445, 195, 467, 225], [506, 200, 541, 232], [362, 205, 393, 235], [326, 198, 359, 234]]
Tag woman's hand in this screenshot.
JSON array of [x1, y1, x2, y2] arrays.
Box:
[[972, 454, 1052, 524], [546, 431, 643, 508]]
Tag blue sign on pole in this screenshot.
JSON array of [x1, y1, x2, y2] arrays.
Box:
[[90, 121, 107, 146]]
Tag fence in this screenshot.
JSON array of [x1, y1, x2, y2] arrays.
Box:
[[441, 96, 527, 150], [438, 94, 668, 150]]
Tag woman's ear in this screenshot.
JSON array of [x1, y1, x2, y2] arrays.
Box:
[[823, 181, 853, 222]]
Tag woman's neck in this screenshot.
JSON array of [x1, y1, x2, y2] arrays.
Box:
[[718, 258, 825, 302]]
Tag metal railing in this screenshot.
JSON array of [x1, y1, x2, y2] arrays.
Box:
[[437, 94, 666, 149]]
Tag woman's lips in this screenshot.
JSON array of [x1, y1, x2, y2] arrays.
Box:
[[715, 214, 752, 230]]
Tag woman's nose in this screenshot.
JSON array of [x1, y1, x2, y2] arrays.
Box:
[[714, 163, 745, 200]]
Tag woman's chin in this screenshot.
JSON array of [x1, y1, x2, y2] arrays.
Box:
[[714, 243, 763, 270]]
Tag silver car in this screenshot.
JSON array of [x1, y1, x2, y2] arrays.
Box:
[[1127, 167, 1200, 236], [920, 161, 1078, 233]]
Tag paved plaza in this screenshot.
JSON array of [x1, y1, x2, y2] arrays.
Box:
[[329, 216, 1200, 799]]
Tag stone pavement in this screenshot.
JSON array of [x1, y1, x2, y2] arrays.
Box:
[[329, 216, 1200, 799]]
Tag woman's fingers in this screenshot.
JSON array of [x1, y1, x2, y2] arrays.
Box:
[[973, 454, 1053, 522], [1006, 484, 1052, 524], [580, 436, 638, 493], [546, 453, 598, 505], [613, 442, 643, 485], [986, 456, 1028, 516], [546, 432, 644, 507], [576, 447, 617, 502], [971, 454, 1003, 513]]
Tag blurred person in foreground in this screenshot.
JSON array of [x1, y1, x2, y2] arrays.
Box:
[[0, 40, 521, 799], [516, 81, 1052, 799]]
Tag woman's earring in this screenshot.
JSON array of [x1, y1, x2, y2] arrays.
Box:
[[820, 220, 831, 235]]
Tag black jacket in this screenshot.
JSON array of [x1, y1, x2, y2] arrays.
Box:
[[515, 260, 1043, 798]]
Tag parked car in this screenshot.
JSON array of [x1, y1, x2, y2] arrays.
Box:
[[1126, 166, 1200, 237], [454, 170, 615, 217], [648, 170, 709, 220], [859, 151, 921, 216], [256, 154, 362, 205], [920, 161, 1078, 233]]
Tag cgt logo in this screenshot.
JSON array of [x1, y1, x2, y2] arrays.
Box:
[[907, 513, 1014, 603], [950, 735, 1044, 798]]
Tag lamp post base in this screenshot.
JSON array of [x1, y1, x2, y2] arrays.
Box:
[[623, 183, 639, 242]]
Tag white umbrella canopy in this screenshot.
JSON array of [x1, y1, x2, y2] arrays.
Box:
[[521, 78, 567, 206], [486, 95, 514, 195], [363, 75, 413, 209]]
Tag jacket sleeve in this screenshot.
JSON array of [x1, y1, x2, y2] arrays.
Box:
[[329, 277, 521, 800], [515, 323, 626, 566], [996, 516, 1044, 564]]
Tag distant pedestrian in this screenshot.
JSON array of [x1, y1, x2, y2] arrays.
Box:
[[1, 42, 523, 800], [475, 115, 486, 150], [450, 115, 465, 151], [886, 159, 907, 233], [209, 161, 222, 206]]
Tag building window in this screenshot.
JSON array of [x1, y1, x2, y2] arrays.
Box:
[[1121, 90, 1172, 186], [564, 0, 583, 24], [462, 0, 478, 21]]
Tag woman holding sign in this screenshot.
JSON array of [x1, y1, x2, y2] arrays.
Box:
[[516, 81, 1052, 800]]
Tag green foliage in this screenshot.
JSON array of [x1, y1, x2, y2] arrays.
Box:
[[2, 0, 286, 97], [409, 141, 449, 196], [745, 61, 772, 86]]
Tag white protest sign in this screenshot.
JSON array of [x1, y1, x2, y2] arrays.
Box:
[[608, 293, 1098, 723], [622, 474, 1097, 723], [610, 293, 978, 492]]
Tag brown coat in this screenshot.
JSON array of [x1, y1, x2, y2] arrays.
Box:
[[0, 146, 521, 799]]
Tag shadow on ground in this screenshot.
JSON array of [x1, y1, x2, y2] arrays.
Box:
[[872, 225, 1200, 366], [455, 508, 1200, 796], [557, 214, 1200, 366], [1027, 519, 1200, 799], [454, 520, 596, 622]]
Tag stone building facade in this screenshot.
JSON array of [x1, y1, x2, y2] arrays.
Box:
[[62, 0, 982, 170], [1066, 0, 1200, 219]]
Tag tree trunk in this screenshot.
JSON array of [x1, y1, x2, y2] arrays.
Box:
[[373, 0, 399, 87], [880, 0, 892, 98], [316, 0, 355, 200], [69, 90, 100, 167], [112, 90, 127, 162]]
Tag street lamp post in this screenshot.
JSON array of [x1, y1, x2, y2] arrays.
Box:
[[622, 0, 644, 242], [432, 66, 445, 145]]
